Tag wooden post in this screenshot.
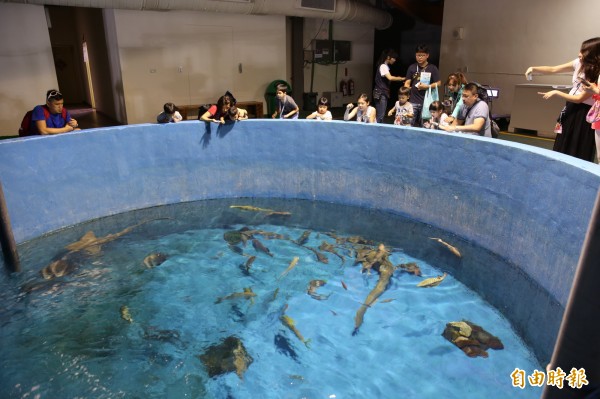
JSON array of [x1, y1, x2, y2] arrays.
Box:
[[0, 181, 20, 272]]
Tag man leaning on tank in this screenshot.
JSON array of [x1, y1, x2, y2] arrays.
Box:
[[31, 90, 80, 135]]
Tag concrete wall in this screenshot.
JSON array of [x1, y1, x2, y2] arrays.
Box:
[[0, 3, 58, 136], [113, 9, 288, 124], [439, 0, 599, 116], [1, 121, 600, 361]]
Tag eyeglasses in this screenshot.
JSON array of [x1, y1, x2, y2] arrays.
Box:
[[47, 90, 62, 100]]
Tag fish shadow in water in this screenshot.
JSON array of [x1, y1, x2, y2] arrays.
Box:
[[427, 345, 455, 356], [274, 332, 300, 363]]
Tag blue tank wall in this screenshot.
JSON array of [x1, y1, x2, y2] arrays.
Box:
[[1, 120, 599, 361]]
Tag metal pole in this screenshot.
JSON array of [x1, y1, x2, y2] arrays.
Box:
[[0, 181, 20, 273], [542, 188, 600, 398]]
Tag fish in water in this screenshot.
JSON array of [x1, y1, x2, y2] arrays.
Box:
[[307, 279, 330, 301], [215, 287, 257, 304], [397, 262, 422, 276], [223, 227, 254, 247], [274, 332, 299, 361], [120, 305, 133, 323], [353, 260, 395, 335], [280, 314, 311, 348], [143, 252, 168, 268], [318, 241, 345, 263], [254, 230, 289, 240], [358, 244, 388, 273], [199, 336, 254, 379], [306, 246, 328, 264], [341, 280, 348, 290], [65, 219, 162, 256], [417, 273, 448, 288], [239, 255, 256, 275], [252, 238, 273, 257], [442, 320, 504, 358], [429, 237, 462, 258], [40, 257, 78, 280], [229, 205, 291, 216], [294, 230, 311, 246], [279, 256, 300, 279]]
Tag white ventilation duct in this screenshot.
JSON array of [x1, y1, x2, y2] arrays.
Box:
[[3, 0, 393, 29]]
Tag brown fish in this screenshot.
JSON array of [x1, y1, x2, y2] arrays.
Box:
[[255, 230, 288, 240], [281, 315, 311, 348], [417, 273, 448, 288], [306, 246, 328, 264], [239, 255, 256, 275], [65, 219, 161, 255], [230, 205, 291, 216], [294, 230, 311, 246], [252, 238, 273, 257], [353, 260, 395, 335], [318, 241, 345, 263], [143, 252, 168, 268], [40, 258, 77, 280], [215, 287, 257, 304], [341, 280, 348, 290], [307, 279, 330, 300], [120, 305, 133, 323], [355, 244, 389, 273], [199, 336, 253, 379], [429, 237, 462, 258], [442, 320, 504, 358], [398, 262, 422, 276]]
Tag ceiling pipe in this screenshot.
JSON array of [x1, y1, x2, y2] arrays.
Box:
[[2, 0, 393, 29]]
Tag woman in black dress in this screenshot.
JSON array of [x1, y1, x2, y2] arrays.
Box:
[[526, 37, 600, 162]]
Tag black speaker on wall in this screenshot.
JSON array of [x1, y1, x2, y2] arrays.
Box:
[[334, 40, 351, 62]]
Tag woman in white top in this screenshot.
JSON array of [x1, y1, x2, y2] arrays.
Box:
[[526, 37, 600, 162], [344, 93, 376, 123]]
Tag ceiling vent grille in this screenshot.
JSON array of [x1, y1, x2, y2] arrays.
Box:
[[297, 0, 336, 12]]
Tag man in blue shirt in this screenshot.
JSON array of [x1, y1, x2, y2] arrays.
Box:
[[31, 90, 79, 135]]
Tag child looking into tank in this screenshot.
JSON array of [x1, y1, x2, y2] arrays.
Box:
[[306, 97, 333, 121], [157, 102, 183, 123], [227, 106, 248, 121], [344, 93, 376, 123], [423, 100, 449, 130], [387, 87, 413, 126]]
